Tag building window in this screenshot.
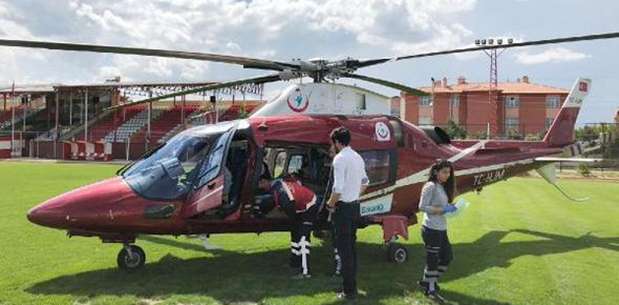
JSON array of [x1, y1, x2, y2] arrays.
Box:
[[450, 95, 460, 108], [505, 117, 519, 130], [546, 95, 561, 108], [449, 95, 460, 123], [545, 117, 554, 129], [420, 96, 433, 106], [390, 99, 400, 118], [504, 95, 520, 108], [360, 150, 391, 186], [355, 93, 366, 110], [419, 117, 433, 126]]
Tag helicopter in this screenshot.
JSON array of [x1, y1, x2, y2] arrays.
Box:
[[1, 31, 616, 270]]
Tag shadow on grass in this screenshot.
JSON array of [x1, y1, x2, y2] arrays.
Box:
[[26, 229, 619, 305]]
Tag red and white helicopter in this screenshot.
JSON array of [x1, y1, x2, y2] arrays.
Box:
[[0, 32, 616, 270]]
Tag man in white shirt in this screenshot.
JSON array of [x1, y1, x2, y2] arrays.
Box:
[[327, 127, 369, 301]]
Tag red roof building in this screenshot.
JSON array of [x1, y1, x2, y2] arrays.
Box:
[[401, 76, 569, 138]]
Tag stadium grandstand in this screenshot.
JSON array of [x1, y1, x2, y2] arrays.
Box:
[[0, 80, 264, 160]]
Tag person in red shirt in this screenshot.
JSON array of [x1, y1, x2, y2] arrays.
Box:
[[258, 175, 319, 279]]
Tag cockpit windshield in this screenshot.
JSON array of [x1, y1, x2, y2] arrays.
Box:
[[122, 122, 235, 200]]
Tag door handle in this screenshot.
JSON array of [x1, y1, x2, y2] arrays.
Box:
[[207, 182, 216, 190]]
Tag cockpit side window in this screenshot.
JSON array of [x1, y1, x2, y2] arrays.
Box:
[[122, 124, 235, 201], [196, 129, 234, 188]]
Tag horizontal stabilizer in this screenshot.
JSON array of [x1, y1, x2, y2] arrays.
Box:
[[535, 157, 603, 163], [535, 163, 589, 202]]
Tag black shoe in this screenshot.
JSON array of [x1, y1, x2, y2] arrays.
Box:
[[291, 273, 312, 280], [417, 280, 428, 291], [336, 292, 357, 300]]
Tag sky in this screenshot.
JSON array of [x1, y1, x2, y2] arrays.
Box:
[[0, 0, 618, 125]]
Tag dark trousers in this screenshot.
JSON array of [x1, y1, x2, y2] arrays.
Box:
[[421, 226, 453, 292], [289, 204, 319, 275], [333, 201, 360, 295]]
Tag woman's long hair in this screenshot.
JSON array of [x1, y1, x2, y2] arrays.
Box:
[[427, 159, 456, 202]]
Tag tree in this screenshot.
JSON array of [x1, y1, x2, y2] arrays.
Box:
[[445, 120, 467, 139]]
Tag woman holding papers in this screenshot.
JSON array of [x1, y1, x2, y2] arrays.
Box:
[[417, 159, 458, 302]]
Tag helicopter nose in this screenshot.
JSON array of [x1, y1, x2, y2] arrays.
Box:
[[27, 203, 67, 228], [26, 177, 138, 230]]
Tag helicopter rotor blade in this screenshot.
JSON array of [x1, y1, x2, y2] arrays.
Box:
[[356, 31, 619, 68], [0, 38, 299, 71], [397, 31, 619, 60], [340, 72, 428, 96], [106, 73, 286, 110]]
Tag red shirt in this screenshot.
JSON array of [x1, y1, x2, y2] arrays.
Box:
[[271, 177, 317, 213]]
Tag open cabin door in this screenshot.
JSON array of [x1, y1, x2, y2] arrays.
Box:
[[182, 128, 235, 218]]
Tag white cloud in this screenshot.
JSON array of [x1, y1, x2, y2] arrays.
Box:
[[514, 47, 591, 65], [0, 0, 479, 85]]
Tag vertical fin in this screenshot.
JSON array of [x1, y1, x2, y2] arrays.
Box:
[[543, 78, 591, 147]]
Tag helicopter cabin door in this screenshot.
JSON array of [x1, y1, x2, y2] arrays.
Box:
[[182, 128, 235, 218]]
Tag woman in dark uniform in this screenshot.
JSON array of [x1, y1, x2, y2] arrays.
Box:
[[417, 159, 458, 301]]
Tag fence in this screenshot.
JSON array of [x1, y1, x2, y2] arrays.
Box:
[[419, 123, 550, 140], [0, 130, 166, 161]]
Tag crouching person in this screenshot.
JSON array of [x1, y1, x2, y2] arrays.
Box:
[[259, 175, 319, 279]]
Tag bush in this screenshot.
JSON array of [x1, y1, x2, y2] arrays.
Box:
[[525, 133, 543, 141], [604, 138, 619, 159], [578, 163, 591, 176], [472, 130, 488, 140], [506, 129, 523, 140], [445, 120, 467, 139], [238, 107, 249, 119]]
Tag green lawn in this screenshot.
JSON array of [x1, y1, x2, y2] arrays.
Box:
[[0, 161, 617, 305]]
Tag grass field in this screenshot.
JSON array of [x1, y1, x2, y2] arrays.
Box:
[[0, 161, 617, 305]]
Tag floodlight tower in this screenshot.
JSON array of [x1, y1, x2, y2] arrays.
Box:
[[474, 37, 514, 138]]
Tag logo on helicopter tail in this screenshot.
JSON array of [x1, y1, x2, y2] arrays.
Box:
[[578, 81, 588, 93], [287, 88, 310, 112]]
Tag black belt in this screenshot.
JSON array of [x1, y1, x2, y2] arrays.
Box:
[[335, 201, 359, 210]]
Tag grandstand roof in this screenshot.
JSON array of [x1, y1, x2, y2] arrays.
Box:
[[0, 81, 220, 93], [56, 80, 217, 89], [0, 84, 59, 94]]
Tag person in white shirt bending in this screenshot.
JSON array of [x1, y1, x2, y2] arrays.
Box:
[[326, 127, 369, 301]]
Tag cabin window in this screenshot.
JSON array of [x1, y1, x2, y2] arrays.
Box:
[[360, 150, 391, 186], [389, 119, 404, 147], [273, 151, 287, 178], [288, 154, 304, 173]]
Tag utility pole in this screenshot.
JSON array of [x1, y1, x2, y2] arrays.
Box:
[[475, 37, 514, 138]]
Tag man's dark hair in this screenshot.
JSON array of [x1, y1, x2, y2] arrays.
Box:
[[330, 127, 351, 146]]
